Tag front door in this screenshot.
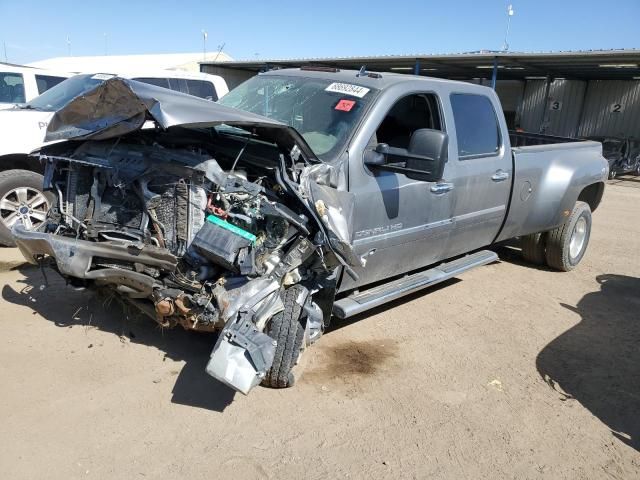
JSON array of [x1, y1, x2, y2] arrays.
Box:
[[342, 92, 455, 291]]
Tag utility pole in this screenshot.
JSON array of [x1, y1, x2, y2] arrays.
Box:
[[202, 30, 208, 61], [502, 4, 515, 51], [66, 35, 72, 56], [3, 41, 7, 63], [213, 42, 225, 62]]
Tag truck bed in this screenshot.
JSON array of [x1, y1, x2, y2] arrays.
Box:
[[509, 131, 583, 148], [496, 133, 605, 243]]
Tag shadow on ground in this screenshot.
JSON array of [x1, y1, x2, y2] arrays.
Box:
[[536, 274, 640, 451], [1, 266, 236, 412]]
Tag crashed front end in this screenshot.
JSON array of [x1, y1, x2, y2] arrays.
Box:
[[13, 78, 356, 395]]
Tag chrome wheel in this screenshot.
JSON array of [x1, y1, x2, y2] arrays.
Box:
[[0, 187, 49, 231], [569, 216, 587, 260]]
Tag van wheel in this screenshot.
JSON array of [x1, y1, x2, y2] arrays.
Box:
[[0, 170, 53, 247], [545, 201, 592, 272], [262, 285, 308, 388], [521, 232, 547, 265]]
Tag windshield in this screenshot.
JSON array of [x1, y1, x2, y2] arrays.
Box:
[[218, 74, 377, 159], [25, 74, 110, 111]]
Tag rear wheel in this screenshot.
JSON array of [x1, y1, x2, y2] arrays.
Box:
[[545, 201, 592, 272], [0, 170, 53, 247], [521, 232, 547, 265], [609, 169, 617, 180], [263, 285, 309, 388]]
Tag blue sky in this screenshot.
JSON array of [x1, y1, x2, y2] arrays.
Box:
[[1, 0, 638, 64]]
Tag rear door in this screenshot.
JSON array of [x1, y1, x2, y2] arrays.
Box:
[[444, 92, 512, 257]]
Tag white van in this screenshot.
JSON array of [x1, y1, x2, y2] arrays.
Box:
[[122, 69, 229, 101], [0, 63, 73, 110], [0, 71, 229, 245]]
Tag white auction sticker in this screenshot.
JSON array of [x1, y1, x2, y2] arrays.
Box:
[[325, 82, 370, 98]]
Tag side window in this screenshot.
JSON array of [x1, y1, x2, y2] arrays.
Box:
[[373, 93, 442, 149], [132, 77, 170, 89], [0, 72, 26, 103], [450, 93, 500, 158], [167, 78, 189, 95], [35, 75, 67, 94], [185, 79, 217, 101]]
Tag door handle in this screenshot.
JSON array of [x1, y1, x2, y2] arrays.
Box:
[[430, 182, 454, 194], [491, 170, 510, 182]]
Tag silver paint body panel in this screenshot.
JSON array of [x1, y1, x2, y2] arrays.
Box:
[[256, 70, 608, 292]]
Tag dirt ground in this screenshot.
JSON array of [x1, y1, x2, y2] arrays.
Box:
[[0, 178, 639, 480]]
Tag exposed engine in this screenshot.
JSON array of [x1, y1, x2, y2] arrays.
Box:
[[41, 138, 323, 328], [18, 134, 345, 394]]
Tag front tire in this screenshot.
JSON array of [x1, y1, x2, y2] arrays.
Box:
[[545, 201, 592, 272], [263, 285, 308, 388], [0, 170, 53, 247]]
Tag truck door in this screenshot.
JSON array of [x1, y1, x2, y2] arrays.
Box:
[[443, 93, 512, 258], [342, 92, 455, 291]]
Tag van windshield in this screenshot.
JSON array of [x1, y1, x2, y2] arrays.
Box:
[[24, 74, 108, 111], [218, 74, 377, 160]]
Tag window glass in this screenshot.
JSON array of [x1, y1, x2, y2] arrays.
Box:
[[132, 77, 170, 89], [219, 75, 378, 160], [167, 78, 189, 95], [450, 93, 500, 157], [0, 72, 26, 103], [185, 79, 216, 100], [35, 75, 67, 94], [375, 93, 442, 149], [26, 74, 104, 111]]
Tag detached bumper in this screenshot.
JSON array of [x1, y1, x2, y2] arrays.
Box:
[[11, 223, 177, 281]]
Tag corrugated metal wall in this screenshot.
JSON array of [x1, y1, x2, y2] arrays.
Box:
[[519, 78, 640, 138], [545, 80, 587, 137], [518, 80, 547, 132], [577, 81, 640, 138]]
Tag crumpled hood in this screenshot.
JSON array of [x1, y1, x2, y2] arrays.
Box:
[[44, 77, 318, 160]]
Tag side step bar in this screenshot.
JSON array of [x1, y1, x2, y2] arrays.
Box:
[[332, 250, 498, 319]]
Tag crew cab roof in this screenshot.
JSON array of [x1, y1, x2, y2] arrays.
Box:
[[259, 67, 491, 93]]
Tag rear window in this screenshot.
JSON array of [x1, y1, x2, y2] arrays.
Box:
[[450, 93, 500, 158], [35, 74, 67, 94], [185, 79, 217, 101], [132, 77, 170, 89], [0, 72, 25, 103]]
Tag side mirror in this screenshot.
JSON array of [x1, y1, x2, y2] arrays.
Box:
[[364, 129, 448, 182], [363, 144, 388, 166], [405, 129, 448, 182]]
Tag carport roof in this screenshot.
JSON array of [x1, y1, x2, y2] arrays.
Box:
[[201, 49, 640, 81]]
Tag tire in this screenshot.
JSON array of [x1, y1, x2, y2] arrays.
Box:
[[608, 169, 617, 180], [545, 201, 592, 272], [263, 285, 308, 388], [521, 232, 547, 265], [0, 170, 53, 247]]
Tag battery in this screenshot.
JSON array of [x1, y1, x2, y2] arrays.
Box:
[[191, 216, 255, 272]]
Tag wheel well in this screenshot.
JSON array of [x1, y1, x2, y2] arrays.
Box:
[[578, 182, 604, 212], [0, 154, 45, 175]]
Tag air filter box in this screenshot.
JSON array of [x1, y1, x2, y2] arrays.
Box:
[[191, 215, 256, 272]]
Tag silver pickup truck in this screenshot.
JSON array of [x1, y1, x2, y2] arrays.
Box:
[[12, 68, 608, 395]]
